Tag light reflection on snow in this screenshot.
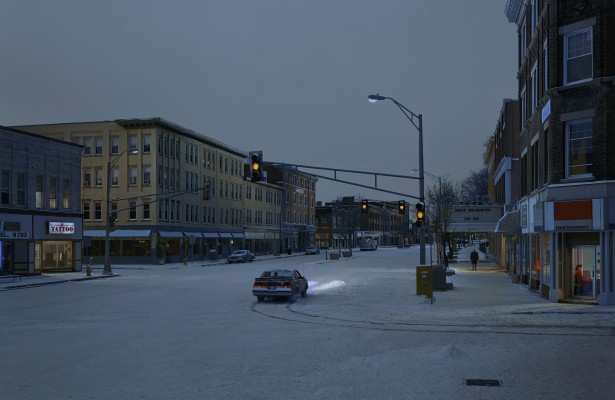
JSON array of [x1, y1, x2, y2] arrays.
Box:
[[308, 280, 345, 294]]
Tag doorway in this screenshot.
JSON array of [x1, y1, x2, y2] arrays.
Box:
[[572, 245, 600, 299]]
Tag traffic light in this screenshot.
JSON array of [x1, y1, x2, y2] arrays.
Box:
[[109, 213, 117, 232], [249, 151, 263, 182], [361, 200, 369, 214], [415, 202, 425, 227], [398, 200, 406, 214]]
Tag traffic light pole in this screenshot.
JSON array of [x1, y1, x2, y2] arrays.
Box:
[[418, 114, 426, 265]]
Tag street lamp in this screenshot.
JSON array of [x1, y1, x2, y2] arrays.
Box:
[[368, 94, 426, 264], [103, 148, 138, 275]]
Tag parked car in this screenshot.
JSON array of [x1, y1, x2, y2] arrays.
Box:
[[305, 246, 320, 255], [252, 269, 308, 303], [227, 250, 255, 263]]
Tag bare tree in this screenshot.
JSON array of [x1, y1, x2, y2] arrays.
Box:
[[458, 167, 489, 203], [426, 176, 458, 264]]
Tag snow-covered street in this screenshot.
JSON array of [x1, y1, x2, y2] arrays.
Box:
[[2, 247, 614, 399]]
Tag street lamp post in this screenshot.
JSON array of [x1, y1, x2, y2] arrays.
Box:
[[103, 148, 138, 275], [368, 94, 426, 265]]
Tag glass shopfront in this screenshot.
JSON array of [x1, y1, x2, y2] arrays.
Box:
[[572, 245, 601, 298], [36, 241, 73, 272]]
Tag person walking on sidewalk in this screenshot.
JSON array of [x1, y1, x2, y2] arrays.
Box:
[[470, 249, 479, 271]]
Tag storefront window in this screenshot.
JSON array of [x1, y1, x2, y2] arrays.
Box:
[[40, 241, 73, 271], [121, 240, 151, 257], [531, 234, 541, 279], [541, 234, 551, 285]]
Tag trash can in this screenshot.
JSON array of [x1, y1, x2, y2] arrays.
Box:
[[209, 250, 218, 261], [287, 248, 291, 255], [432, 265, 446, 290]]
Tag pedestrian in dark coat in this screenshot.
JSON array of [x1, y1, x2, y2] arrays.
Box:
[[470, 249, 479, 271]]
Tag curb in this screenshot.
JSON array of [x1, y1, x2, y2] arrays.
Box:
[[0, 274, 118, 291]]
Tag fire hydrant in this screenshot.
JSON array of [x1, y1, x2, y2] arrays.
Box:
[[86, 257, 94, 277]]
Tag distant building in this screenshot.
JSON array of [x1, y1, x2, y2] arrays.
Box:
[[316, 197, 410, 249], [262, 163, 317, 252], [0, 126, 83, 275]]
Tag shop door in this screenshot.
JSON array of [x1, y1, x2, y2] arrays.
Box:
[[572, 246, 600, 299]]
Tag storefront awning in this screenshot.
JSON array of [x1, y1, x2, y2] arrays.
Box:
[[158, 231, 184, 238], [495, 210, 520, 234], [83, 230, 106, 237], [448, 221, 498, 233], [111, 230, 151, 238], [202, 232, 220, 238], [244, 232, 264, 239], [218, 233, 233, 238], [232, 233, 245, 239]]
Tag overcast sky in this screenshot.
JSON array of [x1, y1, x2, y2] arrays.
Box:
[[0, 0, 517, 203]]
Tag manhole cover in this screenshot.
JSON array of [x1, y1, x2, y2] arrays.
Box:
[[465, 379, 502, 387]]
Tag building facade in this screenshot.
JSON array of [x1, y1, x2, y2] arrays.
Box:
[[0, 126, 83, 275], [506, 0, 615, 305], [316, 197, 410, 249], [17, 118, 254, 264], [243, 180, 283, 255], [487, 99, 521, 271], [263, 164, 317, 252]]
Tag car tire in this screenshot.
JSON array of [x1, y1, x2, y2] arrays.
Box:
[[257, 296, 264, 302], [301, 288, 307, 298]]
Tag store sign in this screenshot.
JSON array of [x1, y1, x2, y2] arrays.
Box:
[[554, 200, 592, 231], [0, 221, 28, 238], [0, 231, 29, 238], [451, 206, 502, 223], [542, 99, 551, 123], [48, 222, 75, 234]]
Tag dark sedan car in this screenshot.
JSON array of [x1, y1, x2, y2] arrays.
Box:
[[227, 250, 255, 263]]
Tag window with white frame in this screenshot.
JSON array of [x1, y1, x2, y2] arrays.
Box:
[[128, 135, 137, 151], [564, 28, 592, 85], [143, 200, 151, 220], [83, 137, 92, 156], [95, 137, 103, 155], [111, 167, 119, 186], [110, 136, 119, 155], [142, 134, 151, 153], [143, 166, 151, 186], [566, 118, 593, 178], [129, 201, 137, 220], [128, 166, 137, 186], [94, 168, 103, 187]]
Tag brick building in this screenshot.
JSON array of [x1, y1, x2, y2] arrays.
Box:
[[486, 99, 521, 270], [506, 0, 615, 305]]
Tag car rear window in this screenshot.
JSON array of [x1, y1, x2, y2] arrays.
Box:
[[261, 270, 293, 278]]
